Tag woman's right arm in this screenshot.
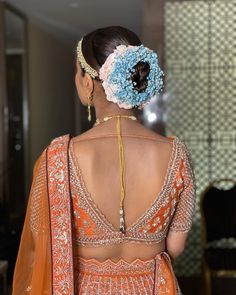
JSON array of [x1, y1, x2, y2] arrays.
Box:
[[12, 149, 52, 295]]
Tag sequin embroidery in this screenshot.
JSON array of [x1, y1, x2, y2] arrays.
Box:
[[69, 135, 196, 247]]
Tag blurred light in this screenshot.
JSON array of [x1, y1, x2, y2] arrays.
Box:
[[147, 112, 157, 123], [15, 144, 21, 151]]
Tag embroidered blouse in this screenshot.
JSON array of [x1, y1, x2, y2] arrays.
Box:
[[12, 134, 195, 295], [68, 136, 196, 247]]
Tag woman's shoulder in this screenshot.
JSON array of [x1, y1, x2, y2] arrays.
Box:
[[72, 129, 178, 160], [42, 132, 184, 153], [46, 134, 71, 157], [49, 133, 71, 145], [34, 134, 71, 168]]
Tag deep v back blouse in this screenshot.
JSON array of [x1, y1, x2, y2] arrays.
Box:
[[68, 136, 196, 247]]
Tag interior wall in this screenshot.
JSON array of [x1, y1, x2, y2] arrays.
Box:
[[142, 0, 165, 66], [142, 0, 236, 278], [165, 1, 236, 276], [28, 21, 75, 172]]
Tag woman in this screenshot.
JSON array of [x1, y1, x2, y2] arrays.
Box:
[[12, 26, 196, 294]]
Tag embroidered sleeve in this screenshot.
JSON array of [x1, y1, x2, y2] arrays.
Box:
[[30, 149, 47, 237], [169, 140, 196, 233], [12, 148, 51, 295]]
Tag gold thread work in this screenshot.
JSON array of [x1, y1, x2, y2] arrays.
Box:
[[93, 115, 138, 232]]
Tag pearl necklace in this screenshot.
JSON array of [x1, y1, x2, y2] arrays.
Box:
[[93, 115, 137, 127]]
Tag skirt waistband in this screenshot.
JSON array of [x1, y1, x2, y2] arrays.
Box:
[[74, 251, 171, 276]]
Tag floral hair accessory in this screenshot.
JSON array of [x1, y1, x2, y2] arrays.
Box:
[[99, 44, 164, 109]]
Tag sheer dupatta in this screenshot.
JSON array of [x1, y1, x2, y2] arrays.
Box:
[[12, 134, 75, 295]]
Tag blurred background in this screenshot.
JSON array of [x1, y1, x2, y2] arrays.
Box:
[[0, 0, 236, 294]]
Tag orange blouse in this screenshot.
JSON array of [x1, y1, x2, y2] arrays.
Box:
[[69, 135, 196, 247], [12, 134, 196, 295]]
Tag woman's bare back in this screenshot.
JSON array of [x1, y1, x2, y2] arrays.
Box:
[[71, 119, 174, 262]]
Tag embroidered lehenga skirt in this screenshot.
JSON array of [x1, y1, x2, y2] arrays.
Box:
[[74, 251, 181, 294]]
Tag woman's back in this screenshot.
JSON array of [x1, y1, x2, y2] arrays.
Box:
[[12, 26, 196, 294], [70, 119, 177, 261]]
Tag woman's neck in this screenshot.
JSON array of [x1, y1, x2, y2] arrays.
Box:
[[94, 108, 135, 120]]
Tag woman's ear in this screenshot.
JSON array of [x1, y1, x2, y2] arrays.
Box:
[[83, 73, 94, 93]]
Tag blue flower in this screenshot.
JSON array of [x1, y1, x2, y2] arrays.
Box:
[[99, 44, 164, 109]]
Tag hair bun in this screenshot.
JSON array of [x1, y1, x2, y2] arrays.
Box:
[[99, 43, 164, 109], [131, 61, 150, 93]]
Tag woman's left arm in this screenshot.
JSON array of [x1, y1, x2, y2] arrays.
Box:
[[166, 141, 197, 261]]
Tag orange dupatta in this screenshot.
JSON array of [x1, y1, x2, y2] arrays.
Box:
[[12, 134, 75, 295]]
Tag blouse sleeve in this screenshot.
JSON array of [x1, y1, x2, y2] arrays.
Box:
[[12, 149, 52, 295], [168, 140, 197, 233]]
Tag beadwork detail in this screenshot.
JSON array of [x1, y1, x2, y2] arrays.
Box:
[[74, 251, 182, 294], [76, 38, 99, 79], [47, 135, 75, 295], [68, 135, 196, 247], [30, 150, 47, 236], [26, 134, 193, 294]]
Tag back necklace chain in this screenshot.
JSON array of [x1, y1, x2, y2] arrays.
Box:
[[93, 114, 137, 233]]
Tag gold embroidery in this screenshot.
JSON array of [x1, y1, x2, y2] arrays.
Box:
[[47, 135, 74, 294], [30, 149, 47, 236], [74, 252, 182, 294], [68, 135, 195, 247], [169, 140, 196, 233]]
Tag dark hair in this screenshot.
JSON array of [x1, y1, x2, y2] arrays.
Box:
[[80, 26, 150, 93]]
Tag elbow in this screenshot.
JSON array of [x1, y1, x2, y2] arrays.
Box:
[[165, 230, 188, 260], [166, 244, 185, 260]]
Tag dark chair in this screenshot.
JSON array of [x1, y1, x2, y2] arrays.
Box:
[[0, 260, 8, 295], [200, 179, 236, 295]]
